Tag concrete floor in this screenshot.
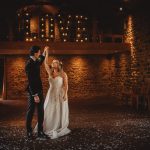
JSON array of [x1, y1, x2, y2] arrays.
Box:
[[0, 97, 150, 150]]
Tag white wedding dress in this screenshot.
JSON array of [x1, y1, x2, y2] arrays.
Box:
[[34, 75, 71, 139]]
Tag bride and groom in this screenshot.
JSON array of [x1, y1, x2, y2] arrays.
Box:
[[25, 45, 71, 140]]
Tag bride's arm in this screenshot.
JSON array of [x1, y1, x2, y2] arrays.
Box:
[[44, 48, 51, 76], [63, 72, 68, 101]]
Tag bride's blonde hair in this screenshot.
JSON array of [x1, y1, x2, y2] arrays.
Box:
[[50, 59, 63, 76]]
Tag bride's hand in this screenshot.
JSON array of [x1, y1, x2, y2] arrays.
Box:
[[44, 46, 49, 54], [63, 94, 67, 101]]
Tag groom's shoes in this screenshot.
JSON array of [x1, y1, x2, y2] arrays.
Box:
[[37, 131, 49, 140], [27, 132, 34, 140]]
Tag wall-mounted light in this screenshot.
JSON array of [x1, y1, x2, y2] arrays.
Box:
[[119, 7, 123, 11], [77, 34, 81, 37], [29, 38, 33, 42], [83, 28, 86, 31]]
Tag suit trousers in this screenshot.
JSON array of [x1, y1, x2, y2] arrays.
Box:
[[26, 90, 44, 133]]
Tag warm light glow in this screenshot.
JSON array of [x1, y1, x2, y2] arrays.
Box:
[[67, 21, 70, 24], [80, 16, 83, 19], [85, 38, 88, 40], [46, 14, 49, 17], [50, 35, 54, 38], [125, 16, 135, 56], [85, 17, 88, 20], [66, 27, 69, 30], [78, 21, 80, 24], [77, 34, 81, 37], [42, 24, 44, 26], [64, 39, 67, 42], [42, 29, 44, 32], [41, 18, 44, 21], [68, 15, 71, 18], [26, 32, 29, 35], [58, 14, 61, 17], [46, 18, 49, 37], [26, 26, 29, 28], [83, 28, 86, 31], [26, 38, 29, 41], [76, 16, 79, 18], [51, 29, 53, 32], [26, 20, 29, 22], [30, 17, 39, 33], [61, 27, 64, 30], [26, 13, 29, 16], [125, 15, 138, 83], [81, 40, 83, 42], [50, 18, 53, 21], [76, 39, 78, 42], [46, 39, 49, 41], [60, 21, 62, 24], [29, 38, 33, 41], [41, 34, 44, 37], [33, 36, 37, 39], [50, 24, 54, 26]]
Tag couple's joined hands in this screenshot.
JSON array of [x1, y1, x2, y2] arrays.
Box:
[[44, 46, 50, 55]]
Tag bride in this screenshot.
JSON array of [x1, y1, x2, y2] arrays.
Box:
[[34, 48, 71, 139]]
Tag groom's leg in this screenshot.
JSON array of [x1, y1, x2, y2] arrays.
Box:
[[37, 91, 44, 132], [26, 92, 35, 133]]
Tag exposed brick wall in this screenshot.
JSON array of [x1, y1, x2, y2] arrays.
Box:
[[6, 54, 131, 100]]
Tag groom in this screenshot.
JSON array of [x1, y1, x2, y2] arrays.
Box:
[[25, 45, 49, 140]]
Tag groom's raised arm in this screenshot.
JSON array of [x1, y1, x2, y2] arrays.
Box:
[[37, 53, 45, 66], [37, 46, 49, 65]]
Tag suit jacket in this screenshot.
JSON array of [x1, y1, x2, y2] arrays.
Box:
[[25, 55, 45, 96]]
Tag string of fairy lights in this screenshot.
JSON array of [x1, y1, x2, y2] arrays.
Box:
[[17, 12, 89, 42]]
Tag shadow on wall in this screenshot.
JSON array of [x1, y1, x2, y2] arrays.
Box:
[[0, 58, 4, 98]]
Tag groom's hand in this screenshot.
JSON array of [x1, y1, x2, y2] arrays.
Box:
[[34, 95, 40, 103]]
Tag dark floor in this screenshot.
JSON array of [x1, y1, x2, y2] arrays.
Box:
[[0, 97, 150, 150]]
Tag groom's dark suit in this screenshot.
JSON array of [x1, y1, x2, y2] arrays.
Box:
[[25, 55, 45, 133]]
